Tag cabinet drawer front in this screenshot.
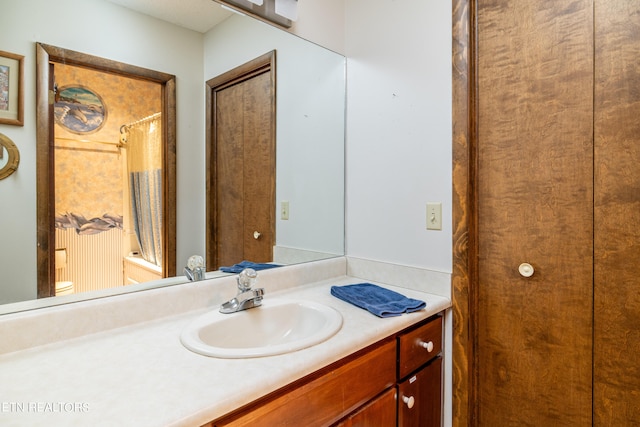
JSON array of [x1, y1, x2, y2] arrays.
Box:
[[398, 316, 442, 379], [212, 340, 396, 427], [397, 357, 442, 427]]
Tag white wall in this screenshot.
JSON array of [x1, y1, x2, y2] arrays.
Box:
[[0, 0, 205, 303], [291, 0, 345, 55], [345, 0, 453, 273], [343, 5, 453, 424]]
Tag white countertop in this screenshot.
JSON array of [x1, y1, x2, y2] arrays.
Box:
[[0, 263, 450, 426]]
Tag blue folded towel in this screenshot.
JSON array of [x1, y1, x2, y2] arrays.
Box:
[[330, 283, 426, 318], [219, 260, 281, 274]]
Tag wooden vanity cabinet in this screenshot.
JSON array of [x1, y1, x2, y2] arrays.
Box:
[[396, 316, 443, 427], [397, 357, 442, 427], [335, 388, 397, 427], [206, 314, 443, 427], [209, 340, 396, 427]]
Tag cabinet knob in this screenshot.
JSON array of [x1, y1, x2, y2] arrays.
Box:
[[518, 262, 534, 277], [418, 340, 434, 352], [253, 231, 261, 240], [402, 395, 415, 409]]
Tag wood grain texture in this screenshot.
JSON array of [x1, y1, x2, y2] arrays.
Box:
[[209, 340, 396, 427], [35, 43, 55, 298], [397, 357, 443, 427], [162, 77, 177, 278], [215, 83, 246, 267], [476, 1, 594, 425], [334, 388, 396, 427], [450, 0, 473, 425], [241, 71, 275, 264], [398, 316, 442, 379], [593, 1, 640, 424], [206, 52, 275, 269]]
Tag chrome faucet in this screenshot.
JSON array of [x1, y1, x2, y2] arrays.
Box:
[[219, 268, 265, 314], [184, 255, 205, 282]]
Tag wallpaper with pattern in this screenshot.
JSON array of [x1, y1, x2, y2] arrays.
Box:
[[54, 63, 161, 225]]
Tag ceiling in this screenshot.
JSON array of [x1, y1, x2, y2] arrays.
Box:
[[104, 0, 233, 33]]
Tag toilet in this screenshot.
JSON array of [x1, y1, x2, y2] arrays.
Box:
[[55, 281, 74, 296], [54, 248, 74, 295]]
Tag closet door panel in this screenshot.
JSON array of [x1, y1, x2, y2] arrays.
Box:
[[594, 1, 640, 424], [476, 1, 594, 425]]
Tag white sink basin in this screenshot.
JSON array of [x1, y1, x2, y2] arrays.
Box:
[[180, 299, 343, 358]]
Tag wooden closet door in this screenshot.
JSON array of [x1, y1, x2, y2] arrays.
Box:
[[476, 1, 594, 425], [594, 1, 640, 424], [210, 67, 275, 270]]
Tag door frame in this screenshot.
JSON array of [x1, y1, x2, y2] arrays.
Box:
[[35, 43, 177, 298], [205, 50, 276, 270], [451, 1, 476, 426]]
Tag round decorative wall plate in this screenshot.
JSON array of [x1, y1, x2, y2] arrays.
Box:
[[54, 85, 107, 134]]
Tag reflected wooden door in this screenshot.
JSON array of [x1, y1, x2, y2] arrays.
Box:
[[206, 52, 275, 270], [476, 1, 594, 425]]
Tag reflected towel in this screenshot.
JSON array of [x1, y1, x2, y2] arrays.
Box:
[[219, 260, 281, 274], [330, 283, 426, 318]]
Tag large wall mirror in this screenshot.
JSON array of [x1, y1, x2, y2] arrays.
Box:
[[0, 0, 345, 314]]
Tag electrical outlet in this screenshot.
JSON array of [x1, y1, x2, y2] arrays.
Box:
[[281, 201, 290, 220], [426, 202, 442, 230]]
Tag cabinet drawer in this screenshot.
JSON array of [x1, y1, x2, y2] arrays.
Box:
[[211, 340, 396, 427], [398, 316, 442, 379]]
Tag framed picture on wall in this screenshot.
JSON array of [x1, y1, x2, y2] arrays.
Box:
[[54, 85, 107, 134], [0, 50, 24, 126]]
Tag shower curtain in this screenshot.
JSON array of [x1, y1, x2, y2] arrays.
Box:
[[126, 113, 162, 268]]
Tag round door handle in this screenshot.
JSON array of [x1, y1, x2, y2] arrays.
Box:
[[418, 340, 434, 352], [402, 395, 415, 409], [518, 263, 534, 277], [253, 231, 261, 239]]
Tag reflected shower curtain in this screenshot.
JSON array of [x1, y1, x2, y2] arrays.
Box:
[[126, 113, 162, 267]]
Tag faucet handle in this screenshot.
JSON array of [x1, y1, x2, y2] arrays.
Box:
[[237, 268, 258, 292], [187, 255, 204, 270]]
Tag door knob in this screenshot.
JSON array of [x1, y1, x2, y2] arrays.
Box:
[[253, 231, 261, 239], [518, 263, 534, 277]]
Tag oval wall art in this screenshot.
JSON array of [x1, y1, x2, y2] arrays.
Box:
[[54, 85, 107, 134]]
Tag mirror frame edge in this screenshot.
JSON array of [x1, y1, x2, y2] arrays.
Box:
[[35, 42, 177, 299]]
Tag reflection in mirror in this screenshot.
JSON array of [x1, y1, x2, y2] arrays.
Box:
[[52, 63, 167, 296], [205, 13, 346, 269], [35, 43, 177, 300], [0, 1, 345, 315]]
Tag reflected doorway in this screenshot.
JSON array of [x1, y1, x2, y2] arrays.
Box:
[[36, 43, 177, 298], [206, 51, 276, 270]]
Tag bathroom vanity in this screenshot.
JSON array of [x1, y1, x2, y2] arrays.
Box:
[[0, 258, 450, 426], [208, 315, 443, 426]]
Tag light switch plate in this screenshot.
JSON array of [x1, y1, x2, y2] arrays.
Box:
[[281, 201, 290, 220], [426, 202, 442, 230]]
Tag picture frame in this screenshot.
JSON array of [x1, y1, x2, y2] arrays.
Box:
[[54, 85, 107, 134], [0, 50, 24, 126]]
